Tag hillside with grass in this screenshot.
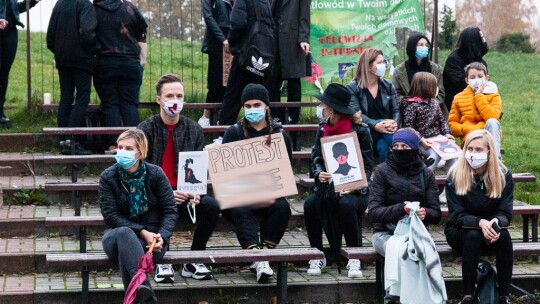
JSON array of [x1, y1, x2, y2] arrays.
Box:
[[2, 32, 539, 204]]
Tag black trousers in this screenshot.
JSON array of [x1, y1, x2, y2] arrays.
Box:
[[176, 195, 221, 250], [0, 27, 18, 117], [57, 68, 92, 130], [221, 198, 291, 249], [267, 49, 301, 124], [304, 191, 368, 251], [205, 47, 226, 104], [445, 225, 513, 296], [218, 56, 270, 125]]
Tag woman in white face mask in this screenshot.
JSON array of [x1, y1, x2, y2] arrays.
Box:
[[444, 129, 514, 304], [347, 48, 400, 163]]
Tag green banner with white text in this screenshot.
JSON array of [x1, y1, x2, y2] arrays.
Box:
[[304, 0, 424, 95]]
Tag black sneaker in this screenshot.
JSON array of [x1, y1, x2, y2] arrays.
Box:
[[134, 284, 157, 304], [499, 296, 512, 304], [0, 116, 10, 127]]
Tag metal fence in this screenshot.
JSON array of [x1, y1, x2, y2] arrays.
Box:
[[21, 0, 208, 108]]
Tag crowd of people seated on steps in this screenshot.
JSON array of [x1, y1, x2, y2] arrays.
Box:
[[0, 3, 508, 300]]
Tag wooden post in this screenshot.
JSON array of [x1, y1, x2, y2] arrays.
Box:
[[26, 0, 32, 110]]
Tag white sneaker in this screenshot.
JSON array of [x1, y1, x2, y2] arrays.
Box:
[[154, 264, 175, 283], [181, 263, 213, 280], [437, 159, 446, 169], [198, 116, 211, 127], [204, 136, 223, 149], [439, 189, 447, 204], [347, 259, 363, 278], [249, 261, 273, 283], [307, 258, 327, 275]]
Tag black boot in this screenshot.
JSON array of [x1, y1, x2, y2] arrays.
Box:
[[499, 295, 512, 304], [134, 284, 157, 304]]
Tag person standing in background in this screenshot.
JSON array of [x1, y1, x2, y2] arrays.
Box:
[[47, 0, 97, 155], [0, 0, 40, 127], [268, 0, 310, 124], [93, 0, 148, 154], [443, 27, 488, 111], [198, 0, 232, 127]]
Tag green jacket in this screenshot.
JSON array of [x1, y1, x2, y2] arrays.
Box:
[[392, 61, 446, 109]]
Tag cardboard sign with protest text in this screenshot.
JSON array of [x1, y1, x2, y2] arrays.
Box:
[[177, 151, 208, 195], [206, 133, 297, 209], [320, 132, 368, 192]]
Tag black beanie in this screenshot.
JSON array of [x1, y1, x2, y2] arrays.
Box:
[[241, 83, 270, 106]]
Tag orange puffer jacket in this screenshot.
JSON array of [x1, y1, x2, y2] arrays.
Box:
[[448, 86, 502, 141]]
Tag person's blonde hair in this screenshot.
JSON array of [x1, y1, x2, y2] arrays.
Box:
[[117, 129, 148, 159], [354, 48, 383, 89], [448, 129, 507, 198]]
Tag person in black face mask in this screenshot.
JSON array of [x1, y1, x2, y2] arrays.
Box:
[[368, 127, 442, 303]]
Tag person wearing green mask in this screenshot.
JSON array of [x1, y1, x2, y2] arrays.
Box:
[[220, 83, 292, 284], [392, 33, 447, 117]]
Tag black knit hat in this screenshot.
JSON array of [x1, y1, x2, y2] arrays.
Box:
[[241, 83, 270, 106]]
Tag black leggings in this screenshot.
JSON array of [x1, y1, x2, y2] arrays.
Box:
[[445, 226, 513, 296], [0, 27, 18, 116]]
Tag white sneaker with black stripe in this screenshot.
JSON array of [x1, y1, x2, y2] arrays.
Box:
[[181, 263, 213, 280], [154, 264, 175, 283], [307, 257, 327, 275], [347, 259, 363, 278]]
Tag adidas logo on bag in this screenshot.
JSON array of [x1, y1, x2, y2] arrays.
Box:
[[246, 56, 269, 77]]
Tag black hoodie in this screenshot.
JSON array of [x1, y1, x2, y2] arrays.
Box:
[[93, 0, 148, 64]]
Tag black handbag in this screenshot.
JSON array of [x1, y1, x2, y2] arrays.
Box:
[[474, 260, 499, 304]]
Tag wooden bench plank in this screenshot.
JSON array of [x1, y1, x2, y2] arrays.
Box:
[[46, 248, 324, 268], [42, 102, 320, 111], [44, 183, 100, 191], [43, 155, 115, 164], [46, 216, 105, 227]]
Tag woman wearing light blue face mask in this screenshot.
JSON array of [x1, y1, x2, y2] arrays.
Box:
[[392, 33, 447, 117], [220, 83, 293, 284], [99, 129, 178, 303]]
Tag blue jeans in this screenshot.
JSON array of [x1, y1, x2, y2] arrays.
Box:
[[102, 227, 167, 290], [484, 118, 501, 159], [94, 62, 142, 145], [371, 128, 393, 163]]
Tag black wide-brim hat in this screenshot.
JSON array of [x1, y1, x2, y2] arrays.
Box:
[[315, 83, 355, 115]]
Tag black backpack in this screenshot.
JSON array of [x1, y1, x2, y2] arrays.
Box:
[[474, 260, 499, 304], [237, 0, 275, 79]]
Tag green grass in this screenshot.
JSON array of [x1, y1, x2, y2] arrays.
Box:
[[2, 32, 539, 204]]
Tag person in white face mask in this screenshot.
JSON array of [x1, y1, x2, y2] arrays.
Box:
[[137, 74, 221, 283], [444, 129, 514, 304], [347, 48, 400, 163], [448, 62, 502, 159]]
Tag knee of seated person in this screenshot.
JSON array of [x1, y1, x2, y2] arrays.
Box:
[[485, 118, 500, 128], [273, 199, 292, 216], [304, 194, 318, 210], [463, 228, 483, 241], [338, 194, 358, 210], [201, 196, 221, 213], [115, 226, 137, 239]]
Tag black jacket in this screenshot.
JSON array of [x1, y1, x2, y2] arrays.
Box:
[[368, 152, 441, 233], [310, 122, 374, 188], [445, 170, 513, 229], [347, 78, 400, 130], [202, 0, 232, 52], [0, 0, 38, 28], [228, 0, 273, 54], [46, 0, 97, 71], [93, 0, 147, 63], [442, 50, 488, 109], [99, 162, 178, 244]]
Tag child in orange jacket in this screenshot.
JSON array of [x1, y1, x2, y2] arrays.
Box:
[[448, 62, 502, 158]]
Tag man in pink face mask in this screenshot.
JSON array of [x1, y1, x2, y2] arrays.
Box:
[[138, 74, 221, 283]]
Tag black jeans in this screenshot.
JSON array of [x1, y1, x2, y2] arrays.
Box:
[[221, 198, 291, 248], [267, 50, 302, 124], [57, 68, 92, 131], [205, 47, 226, 104], [445, 226, 513, 296], [304, 191, 368, 251], [102, 226, 167, 290], [176, 195, 221, 250], [0, 26, 18, 117], [218, 56, 270, 125], [94, 62, 142, 145]]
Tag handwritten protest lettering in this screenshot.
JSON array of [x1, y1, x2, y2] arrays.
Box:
[[206, 133, 297, 209], [208, 137, 283, 173]]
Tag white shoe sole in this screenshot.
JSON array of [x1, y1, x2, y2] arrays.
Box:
[[348, 271, 363, 278]]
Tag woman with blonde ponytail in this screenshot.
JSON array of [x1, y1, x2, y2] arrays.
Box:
[[444, 129, 514, 304]]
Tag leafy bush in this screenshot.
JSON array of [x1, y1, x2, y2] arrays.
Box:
[[496, 33, 535, 53], [7, 187, 51, 206]]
